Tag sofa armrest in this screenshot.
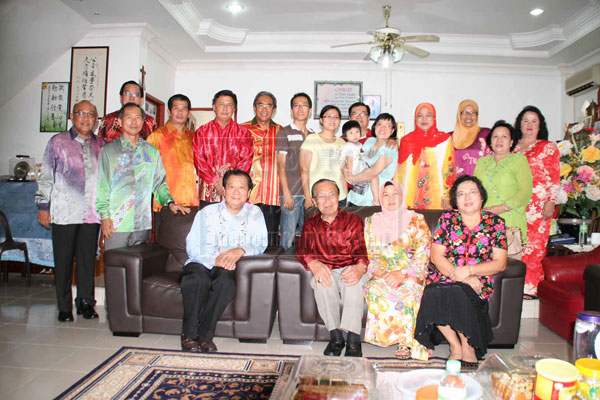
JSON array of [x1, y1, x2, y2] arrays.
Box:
[[584, 264, 600, 311], [104, 243, 169, 334], [542, 246, 600, 282], [232, 255, 277, 339], [488, 259, 526, 346]]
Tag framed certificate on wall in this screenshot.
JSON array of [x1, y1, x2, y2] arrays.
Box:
[[314, 81, 362, 119]]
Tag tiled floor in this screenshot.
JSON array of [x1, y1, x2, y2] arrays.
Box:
[[0, 276, 572, 400]]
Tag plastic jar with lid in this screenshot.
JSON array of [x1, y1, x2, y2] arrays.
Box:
[[576, 358, 600, 399]]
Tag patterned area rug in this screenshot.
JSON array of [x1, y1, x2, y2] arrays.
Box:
[[55, 347, 471, 399]]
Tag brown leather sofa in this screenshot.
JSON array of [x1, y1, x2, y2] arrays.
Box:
[[104, 207, 278, 342], [276, 206, 527, 347]]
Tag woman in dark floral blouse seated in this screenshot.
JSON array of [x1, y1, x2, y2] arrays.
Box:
[[414, 175, 508, 366]]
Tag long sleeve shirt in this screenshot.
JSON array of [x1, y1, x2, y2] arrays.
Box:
[[192, 118, 254, 202], [98, 109, 157, 143], [96, 135, 173, 232], [147, 121, 199, 211], [185, 201, 268, 269], [296, 211, 369, 271], [241, 118, 282, 206], [35, 128, 105, 225]]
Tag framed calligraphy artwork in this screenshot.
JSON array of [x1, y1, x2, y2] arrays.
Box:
[[314, 81, 362, 119], [68, 46, 109, 118], [40, 82, 69, 132]]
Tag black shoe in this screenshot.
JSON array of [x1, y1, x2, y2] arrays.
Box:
[[324, 329, 345, 356], [345, 331, 362, 357], [77, 302, 99, 319], [344, 341, 362, 357], [181, 335, 201, 352], [199, 339, 218, 352], [58, 312, 74, 322]]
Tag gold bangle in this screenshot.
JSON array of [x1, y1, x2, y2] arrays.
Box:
[[468, 266, 473, 276]]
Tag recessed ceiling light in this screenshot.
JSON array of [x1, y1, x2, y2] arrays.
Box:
[[93, 12, 101, 15], [530, 8, 544, 16], [226, 3, 244, 14]]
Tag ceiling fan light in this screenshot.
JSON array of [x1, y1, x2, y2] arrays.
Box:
[[381, 51, 392, 69], [367, 46, 383, 63], [392, 47, 405, 63]]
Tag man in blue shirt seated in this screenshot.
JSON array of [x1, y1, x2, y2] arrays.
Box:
[[180, 169, 268, 352]]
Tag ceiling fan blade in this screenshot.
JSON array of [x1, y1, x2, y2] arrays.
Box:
[[404, 44, 430, 58], [403, 35, 440, 43], [331, 41, 375, 48]]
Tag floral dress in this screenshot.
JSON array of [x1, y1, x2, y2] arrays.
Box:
[[513, 140, 560, 295], [364, 213, 431, 360], [427, 210, 508, 301]]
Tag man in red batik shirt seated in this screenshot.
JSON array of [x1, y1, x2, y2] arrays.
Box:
[[193, 90, 254, 204], [296, 179, 369, 358], [98, 80, 157, 142]]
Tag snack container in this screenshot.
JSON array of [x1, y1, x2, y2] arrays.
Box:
[[576, 358, 600, 399], [534, 358, 579, 400], [474, 353, 536, 400], [574, 311, 600, 360], [271, 355, 377, 400]]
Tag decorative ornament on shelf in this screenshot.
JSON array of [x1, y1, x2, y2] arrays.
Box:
[[556, 123, 600, 219]]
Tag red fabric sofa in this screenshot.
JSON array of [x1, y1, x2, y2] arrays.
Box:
[[539, 246, 600, 342]]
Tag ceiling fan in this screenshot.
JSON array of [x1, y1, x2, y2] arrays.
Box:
[[331, 5, 439, 68]]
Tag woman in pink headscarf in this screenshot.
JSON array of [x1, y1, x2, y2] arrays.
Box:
[[363, 181, 432, 360]]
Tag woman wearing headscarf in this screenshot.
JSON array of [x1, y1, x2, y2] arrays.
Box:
[[394, 103, 456, 209], [451, 99, 492, 177], [363, 181, 431, 360]]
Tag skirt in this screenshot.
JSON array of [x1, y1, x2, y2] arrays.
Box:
[[414, 282, 493, 359]]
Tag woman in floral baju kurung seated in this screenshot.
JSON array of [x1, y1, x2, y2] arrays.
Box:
[[414, 175, 508, 366], [363, 181, 431, 360]]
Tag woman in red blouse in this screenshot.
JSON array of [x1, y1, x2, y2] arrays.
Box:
[[414, 175, 508, 366]]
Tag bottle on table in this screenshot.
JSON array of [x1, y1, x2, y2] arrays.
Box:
[[438, 359, 466, 400], [579, 223, 589, 246]]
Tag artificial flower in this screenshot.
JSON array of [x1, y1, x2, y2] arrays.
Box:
[[581, 146, 600, 163], [560, 163, 572, 177], [557, 140, 574, 156]]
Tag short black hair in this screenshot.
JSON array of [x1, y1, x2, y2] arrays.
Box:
[[118, 102, 146, 120], [383, 181, 394, 188], [449, 175, 488, 210], [119, 80, 143, 97], [372, 113, 397, 139], [212, 90, 238, 109], [514, 105, 549, 141], [253, 91, 277, 109], [487, 120, 517, 152], [311, 178, 340, 198], [348, 102, 371, 117], [290, 92, 312, 109], [222, 169, 253, 191], [342, 120, 361, 138], [319, 105, 341, 119], [168, 94, 191, 111]]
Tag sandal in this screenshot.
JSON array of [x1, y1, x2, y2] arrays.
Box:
[[461, 360, 479, 369], [395, 346, 411, 360], [523, 294, 538, 300]]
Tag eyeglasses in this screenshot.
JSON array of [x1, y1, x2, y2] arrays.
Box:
[[73, 111, 97, 118], [322, 115, 340, 120], [314, 192, 337, 200], [457, 190, 480, 197], [351, 112, 369, 118], [292, 104, 310, 109], [123, 91, 141, 98], [461, 111, 478, 116], [256, 103, 274, 109]]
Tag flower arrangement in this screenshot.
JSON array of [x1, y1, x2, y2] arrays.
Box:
[[556, 124, 600, 219]]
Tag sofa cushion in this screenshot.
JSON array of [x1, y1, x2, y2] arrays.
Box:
[[158, 207, 199, 272], [141, 271, 233, 320]]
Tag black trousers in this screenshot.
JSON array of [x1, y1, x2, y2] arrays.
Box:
[[51, 223, 99, 312], [257, 204, 281, 247], [180, 262, 236, 340]]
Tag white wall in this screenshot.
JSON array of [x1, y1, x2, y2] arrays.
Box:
[[176, 60, 563, 139]]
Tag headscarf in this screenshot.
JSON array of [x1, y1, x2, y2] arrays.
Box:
[[370, 181, 416, 244], [398, 103, 449, 165], [452, 99, 481, 150]]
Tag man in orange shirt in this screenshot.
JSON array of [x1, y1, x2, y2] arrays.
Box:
[[242, 91, 282, 247], [147, 94, 198, 217]]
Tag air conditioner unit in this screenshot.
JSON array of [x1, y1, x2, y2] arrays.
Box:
[[566, 64, 600, 96]]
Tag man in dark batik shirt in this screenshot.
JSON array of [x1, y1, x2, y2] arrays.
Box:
[[296, 179, 369, 357]]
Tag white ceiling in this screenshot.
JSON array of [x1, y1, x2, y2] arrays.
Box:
[[57, 0, 600, 66]]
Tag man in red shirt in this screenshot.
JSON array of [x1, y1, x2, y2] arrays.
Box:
[[296, 179, 369, 357]]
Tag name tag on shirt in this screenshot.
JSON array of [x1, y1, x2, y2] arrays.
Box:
[[288, 134, 304, 142]]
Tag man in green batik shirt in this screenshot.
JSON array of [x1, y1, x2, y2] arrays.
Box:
[[96, 103, 190, 250]]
